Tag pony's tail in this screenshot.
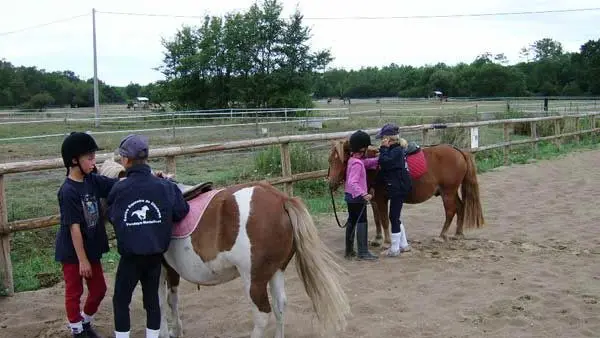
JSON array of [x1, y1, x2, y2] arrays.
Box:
[[284, 197, 351, 336], [459, 150, 485, 229]]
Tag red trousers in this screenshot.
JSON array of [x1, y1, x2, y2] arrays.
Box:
[[62, 262, 107, 323]]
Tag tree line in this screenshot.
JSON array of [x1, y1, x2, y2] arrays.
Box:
[[1, 0, 599, 111], [315, 38, 600, 99], [0, 61, 159, 110]]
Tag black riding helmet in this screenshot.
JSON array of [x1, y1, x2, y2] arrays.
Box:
[[349, 130, 372, 153], [61, 132, 101, 172]]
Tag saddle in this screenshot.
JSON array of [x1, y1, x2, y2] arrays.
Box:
[[176, 181, 214, 201]]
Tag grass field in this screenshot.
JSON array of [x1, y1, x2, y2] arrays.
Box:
[[1, 97, 599, 293], [2, 97, 598, 162]]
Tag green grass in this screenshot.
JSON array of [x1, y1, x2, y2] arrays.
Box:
[[6, 98, 597, 162]]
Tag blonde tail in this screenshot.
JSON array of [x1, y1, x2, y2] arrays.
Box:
[[284, 197, 351, 335]]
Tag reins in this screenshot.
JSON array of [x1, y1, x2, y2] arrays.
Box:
[[328, 166, 368, 229], [328, 166, 347, 228]]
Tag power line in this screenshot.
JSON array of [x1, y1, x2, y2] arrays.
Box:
[[1, 6, 597, 37], [96, 7, 600, 21], [0, 13, 90, 37]]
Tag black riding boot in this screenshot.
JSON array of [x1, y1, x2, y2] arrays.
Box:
[[344, 221, 357, 259], [356, 222, 378, 260]]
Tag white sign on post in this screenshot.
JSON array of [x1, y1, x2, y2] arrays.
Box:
[[470, 127, 479, 149]]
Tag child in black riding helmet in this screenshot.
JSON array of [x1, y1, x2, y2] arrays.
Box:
[[57, 131, 119, 338], [107, 134, 189, 338], [344, 130, 378, 261], [376, 123, 412, 257]]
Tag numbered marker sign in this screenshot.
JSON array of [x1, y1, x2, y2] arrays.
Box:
[[470, 127, 479, 149]]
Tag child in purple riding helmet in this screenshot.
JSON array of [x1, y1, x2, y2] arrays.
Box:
[[376, 123, 412, 257], [344, 130, 378, 261]]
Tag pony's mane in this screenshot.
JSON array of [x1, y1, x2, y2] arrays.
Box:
[[334, 140, 346, 161], [98, 158, 126, 178]]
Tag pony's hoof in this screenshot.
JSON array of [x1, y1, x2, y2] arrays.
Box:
[[369, 237, 383, 247], [369, 241, 381, 247], [451, 234, 465, 240], [433, 236, 447, 243]]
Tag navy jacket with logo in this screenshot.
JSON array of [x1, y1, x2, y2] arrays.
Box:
[[107, 164, 190, 256], [378, 143, 412, 198]]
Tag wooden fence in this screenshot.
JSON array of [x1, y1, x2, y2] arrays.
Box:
[[1, 112, 598, 295]]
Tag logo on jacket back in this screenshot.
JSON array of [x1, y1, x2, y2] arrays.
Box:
[[123, 199, 162, 227]]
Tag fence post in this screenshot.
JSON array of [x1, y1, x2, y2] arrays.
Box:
[[554, 119, 562, 151], [421, 128, 429, 145], [530, 121, 538, 156], [591, 114, 597, 142], [0, 175, 14, 296], [279, 143, 293, 196], [575, 117, 580, 144], [503, 122, 510, 165], [171, 112, 175, 139], [165, 156, 176, 176]]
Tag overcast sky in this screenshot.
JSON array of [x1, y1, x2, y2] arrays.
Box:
[[1, 0, 598, 86]]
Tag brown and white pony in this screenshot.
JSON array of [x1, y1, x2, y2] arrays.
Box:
[[327, 140, 485, 245], [98, 159, 350, 338]]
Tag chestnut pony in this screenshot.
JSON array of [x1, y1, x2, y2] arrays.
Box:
[[327, 140, 485, 246], [98, 159, 350, 338]]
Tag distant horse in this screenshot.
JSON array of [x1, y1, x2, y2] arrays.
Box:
[[326, 140, 485, 246], [98, 159, 350, 338]]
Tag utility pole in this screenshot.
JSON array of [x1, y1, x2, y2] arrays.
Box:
[[92, 8, 100, 128]]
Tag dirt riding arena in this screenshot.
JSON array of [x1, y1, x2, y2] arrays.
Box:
[[1, 149, 600, 338]]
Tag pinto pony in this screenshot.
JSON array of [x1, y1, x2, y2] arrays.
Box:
[[327, 140, 485, 246], [98, 159, 350, 338]]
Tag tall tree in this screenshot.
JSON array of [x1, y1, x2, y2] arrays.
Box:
[[158, 0, 331, 109]]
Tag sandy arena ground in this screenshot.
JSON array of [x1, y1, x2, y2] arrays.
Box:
[[1, 149, 599, 338]]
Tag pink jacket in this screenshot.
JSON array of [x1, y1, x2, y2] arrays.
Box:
[[345, 157, 379, 198]]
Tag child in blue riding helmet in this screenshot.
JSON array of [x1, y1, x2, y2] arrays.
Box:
[[107, 134, 190, 338], [344, 130, 379, 261], [376, 123, 412, 257]]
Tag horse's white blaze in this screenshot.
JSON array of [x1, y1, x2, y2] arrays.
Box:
[[162, 186, 255, 286]]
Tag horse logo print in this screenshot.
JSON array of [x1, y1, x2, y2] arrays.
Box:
[[123, 199, 162, 227], [132, 205, 150, 221]]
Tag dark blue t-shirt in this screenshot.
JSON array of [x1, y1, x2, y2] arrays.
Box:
[[55, 173, 119, 263]]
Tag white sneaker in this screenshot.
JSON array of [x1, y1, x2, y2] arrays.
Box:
[[383, 248, 401, 257], [383, 232, 402, 257], [115, 331, 130, 338], [146, 328, 160, 338]]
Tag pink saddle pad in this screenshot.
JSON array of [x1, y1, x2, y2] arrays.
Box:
[[172, 189, 224, 239]]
